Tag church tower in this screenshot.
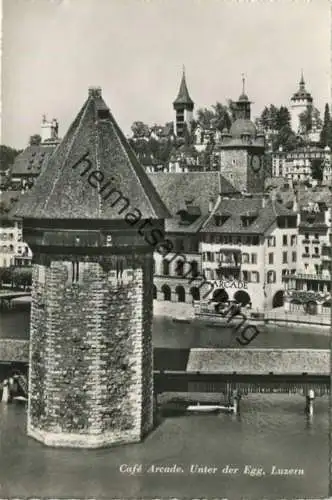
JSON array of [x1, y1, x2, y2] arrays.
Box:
[[290, 72, 313, 133], [173, 68, 194, 137], [14, 87, 169, 448]]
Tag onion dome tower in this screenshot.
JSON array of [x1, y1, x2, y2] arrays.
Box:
[[173, 67, 194, 137], [14, 87, 169, 448], [290, 71, 313, 133]]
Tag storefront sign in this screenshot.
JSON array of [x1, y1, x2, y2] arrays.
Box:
[[212, 280, 248, 289]]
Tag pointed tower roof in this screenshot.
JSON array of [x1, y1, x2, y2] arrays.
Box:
[[173, 68, 194, 109], [291, 71, 313, 102], [14, 87, 170, 220]]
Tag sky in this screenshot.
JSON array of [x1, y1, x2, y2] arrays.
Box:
[[1, 0, 331, 149]]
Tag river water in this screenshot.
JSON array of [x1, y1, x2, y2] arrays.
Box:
[[0, 302, 330, 499]]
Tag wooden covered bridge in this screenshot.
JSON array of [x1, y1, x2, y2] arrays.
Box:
[[0, 340, 330, 412]]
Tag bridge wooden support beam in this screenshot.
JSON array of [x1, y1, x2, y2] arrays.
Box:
[[1, 379, 10, 403], [153, 392, 159, 424], [228, 389, 241, 414], [305, 389, 315, 416]]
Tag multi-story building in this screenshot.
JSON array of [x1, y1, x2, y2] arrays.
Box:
[[151, 171, 237, 303], [10, 115, 60, 191], [0, 116, 61, 269], [272, 145, 331, 184], [0, 191, 32, 268], [283, 200, 331, 314], [148, 169, 300, 311], [198, 196, 297, 310]]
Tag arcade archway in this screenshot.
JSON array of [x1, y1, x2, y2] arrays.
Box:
[[190, 287, 200, 301], [234, 290, 251, 307], [212, 288, 229, 303], [305, 301, 317, 315], [272, 290, 284, 308], [175, 285, 186, 303], [161, 284, 171, 301]]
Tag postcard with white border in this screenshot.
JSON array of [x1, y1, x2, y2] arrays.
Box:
[[0, 0, 331, 499]]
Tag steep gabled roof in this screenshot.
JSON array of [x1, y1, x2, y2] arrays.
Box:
[[200, 197, 296, 234], [11, 144, 56, 177], [148, 172, 239, 216], [14, 88, 169, 220]]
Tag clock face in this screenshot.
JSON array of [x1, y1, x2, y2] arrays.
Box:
[[251, 155, 261, 172]]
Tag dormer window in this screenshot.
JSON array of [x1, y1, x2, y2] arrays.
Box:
[[97, 109, 111, 120], [214, 215, 229, 226]]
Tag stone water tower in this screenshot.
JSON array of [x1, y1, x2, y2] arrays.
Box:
[[14, 87, 169, 448]]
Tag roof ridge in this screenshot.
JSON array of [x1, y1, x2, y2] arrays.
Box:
[[108, 117, 156, 217]]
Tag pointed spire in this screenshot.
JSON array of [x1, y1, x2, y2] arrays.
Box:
[[300, 70, 305, 89], [173, 67, 194, 109], [238, 73, 249, 102]]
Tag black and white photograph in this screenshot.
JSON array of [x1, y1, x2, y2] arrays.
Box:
[[0, 0, 331, 498]]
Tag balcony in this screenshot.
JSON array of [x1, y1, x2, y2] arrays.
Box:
[[311, 254, 320, 259], [302, 239, 310, 244], [283, 273, 331, 281], [312, 239, 320, 244], [302, 253, 310, 258], [217, 261, 241, 268]]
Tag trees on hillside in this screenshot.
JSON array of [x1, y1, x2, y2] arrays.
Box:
[[0, 267, 32, 289], [310, 158, 324, 182], [320, 104, 332, 148], [257, 105, 291, 132], [272, 125, 304, 152], [196, 101, 233, 131], [131, 121, 150, 139], [29, 134, 42, 146], [0, 145, 21, 172]]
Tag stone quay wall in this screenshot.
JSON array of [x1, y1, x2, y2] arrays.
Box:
[[0, 339, 29, 363]]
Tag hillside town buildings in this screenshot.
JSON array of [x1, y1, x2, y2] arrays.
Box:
[[272, 145, 331, 184], [1, 74, 331, 316]]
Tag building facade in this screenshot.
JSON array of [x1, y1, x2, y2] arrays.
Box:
[[0, 192, 32, 268], [283, 202, 332, 314], [272, 145, 331, 184]]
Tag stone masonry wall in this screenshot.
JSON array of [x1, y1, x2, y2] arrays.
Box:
[[28, 253, 153, 448], [220, 149, 248, 193]]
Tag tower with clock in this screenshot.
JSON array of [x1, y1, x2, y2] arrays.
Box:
[[217, 78, 266, 194]]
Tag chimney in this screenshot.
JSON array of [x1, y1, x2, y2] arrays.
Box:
[[88, 86, 102, 98], [208, 198, 214, 213]]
